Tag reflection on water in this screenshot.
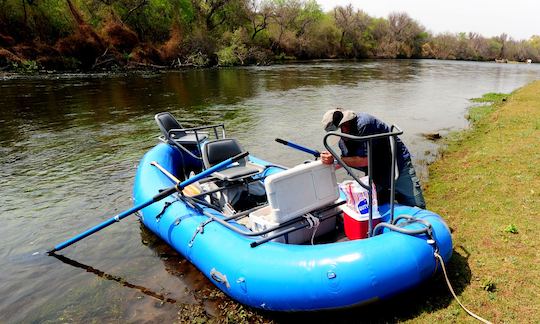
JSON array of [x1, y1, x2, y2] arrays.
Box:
[[0, 60, 539, 322], [49, 252, 177, 304]]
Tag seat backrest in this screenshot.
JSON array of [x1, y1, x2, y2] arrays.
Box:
[[155, 112, 186, 140], [203, 138, 246, 168]]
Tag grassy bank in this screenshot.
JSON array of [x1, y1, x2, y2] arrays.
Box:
[[421, 81, 540, 323]]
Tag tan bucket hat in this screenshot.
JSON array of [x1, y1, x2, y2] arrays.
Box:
[[322, 108, 357, 132]]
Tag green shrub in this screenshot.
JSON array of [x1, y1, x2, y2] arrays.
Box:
[[216, 46, 237, 66], [12, 60, 40, 73], [216, 29, 248, 66], [504, 224, 519, 234], [481, 277, 497, 292], [467, 105, 492, 124], [468, 92, 509, 124], [186, 52, 209, 67], [470, 92, 509, 103]]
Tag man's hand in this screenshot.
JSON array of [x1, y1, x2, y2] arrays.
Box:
[[320, 151, 334, 165]]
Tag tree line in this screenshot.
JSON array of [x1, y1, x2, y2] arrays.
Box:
[[0, 0, 539, 71]]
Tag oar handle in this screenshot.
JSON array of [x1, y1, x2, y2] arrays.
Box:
[[175, 151, 248, 189], [275, 138, 320, 157], [275, 138, 288, 146], [48, 151, 249, 254], [229, 151, 249, 164]]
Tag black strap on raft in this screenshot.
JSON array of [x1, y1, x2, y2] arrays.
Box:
[[155, 201, 173, 222]]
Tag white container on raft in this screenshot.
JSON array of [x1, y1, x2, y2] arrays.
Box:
[[263, 161, 340, 223], [248, 205, 337, 244]]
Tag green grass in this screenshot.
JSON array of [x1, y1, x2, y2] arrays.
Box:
[[469, 92, 509, 103], [467, 104, 492, 124], [467, 92, 509, 124], [423, 81, 540, 323], [11, 59, 40, 73]]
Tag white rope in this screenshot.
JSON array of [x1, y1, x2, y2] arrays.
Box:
[[303, 214, 320, 245], [434, 252, 493, 324]]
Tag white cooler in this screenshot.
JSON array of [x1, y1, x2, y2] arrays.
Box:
[[248, 161, 340, 244]]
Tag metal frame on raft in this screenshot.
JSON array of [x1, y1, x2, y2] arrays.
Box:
[[151, 160, 344, 248], [158, 123, 226, 160], [323, 125, 403, 237], [322, 125, 438, 243], [154, 122, 436, 247], [153, 121, 344, 248]]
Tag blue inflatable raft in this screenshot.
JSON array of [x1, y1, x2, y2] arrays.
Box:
[[132, 113, 453, 311]]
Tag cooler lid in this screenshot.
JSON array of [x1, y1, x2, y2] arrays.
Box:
[[264, 161, 339, 221]]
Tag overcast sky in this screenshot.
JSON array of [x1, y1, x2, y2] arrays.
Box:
[[317, 0, 538, 40]]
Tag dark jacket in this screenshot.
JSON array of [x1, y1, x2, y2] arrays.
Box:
[[338, 113, 410, 203]]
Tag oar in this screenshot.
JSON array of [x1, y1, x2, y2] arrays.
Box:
[[275, 138, 320, 158], [48, 151, 249, 253]]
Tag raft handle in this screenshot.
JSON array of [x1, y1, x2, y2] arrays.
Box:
[[210, 268, 230, 289]]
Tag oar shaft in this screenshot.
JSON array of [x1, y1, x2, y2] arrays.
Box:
[[151, 161, 181, 183], [50, 200, 156, 252], [275, 138, 320, 157], [49, 151, 248, 253], [49, 186, 178, 254]]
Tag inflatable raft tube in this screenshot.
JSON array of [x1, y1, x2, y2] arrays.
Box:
[[133, 143, 452, 311]]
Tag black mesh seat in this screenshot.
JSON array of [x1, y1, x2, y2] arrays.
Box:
[[155, 112, 208, 157], [202, 138, 261, 181]]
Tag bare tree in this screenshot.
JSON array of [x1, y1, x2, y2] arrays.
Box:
[[271, 0, 301, 48], [246, 0, 273, 40], [430, 33, 459, 59], [371, 18, 396, 58], [387, 12, 425, 57], [334, 4, 354, 51], [334, 4, 370, 56], [497, 33, 508, 59]]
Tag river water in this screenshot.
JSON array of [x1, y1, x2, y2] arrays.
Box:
[[1, 60, 539, 322]]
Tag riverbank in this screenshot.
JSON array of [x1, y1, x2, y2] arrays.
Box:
[[0, 55, 536, 75], [421, 81, 540, 323], [2, 0, 538, 73]]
